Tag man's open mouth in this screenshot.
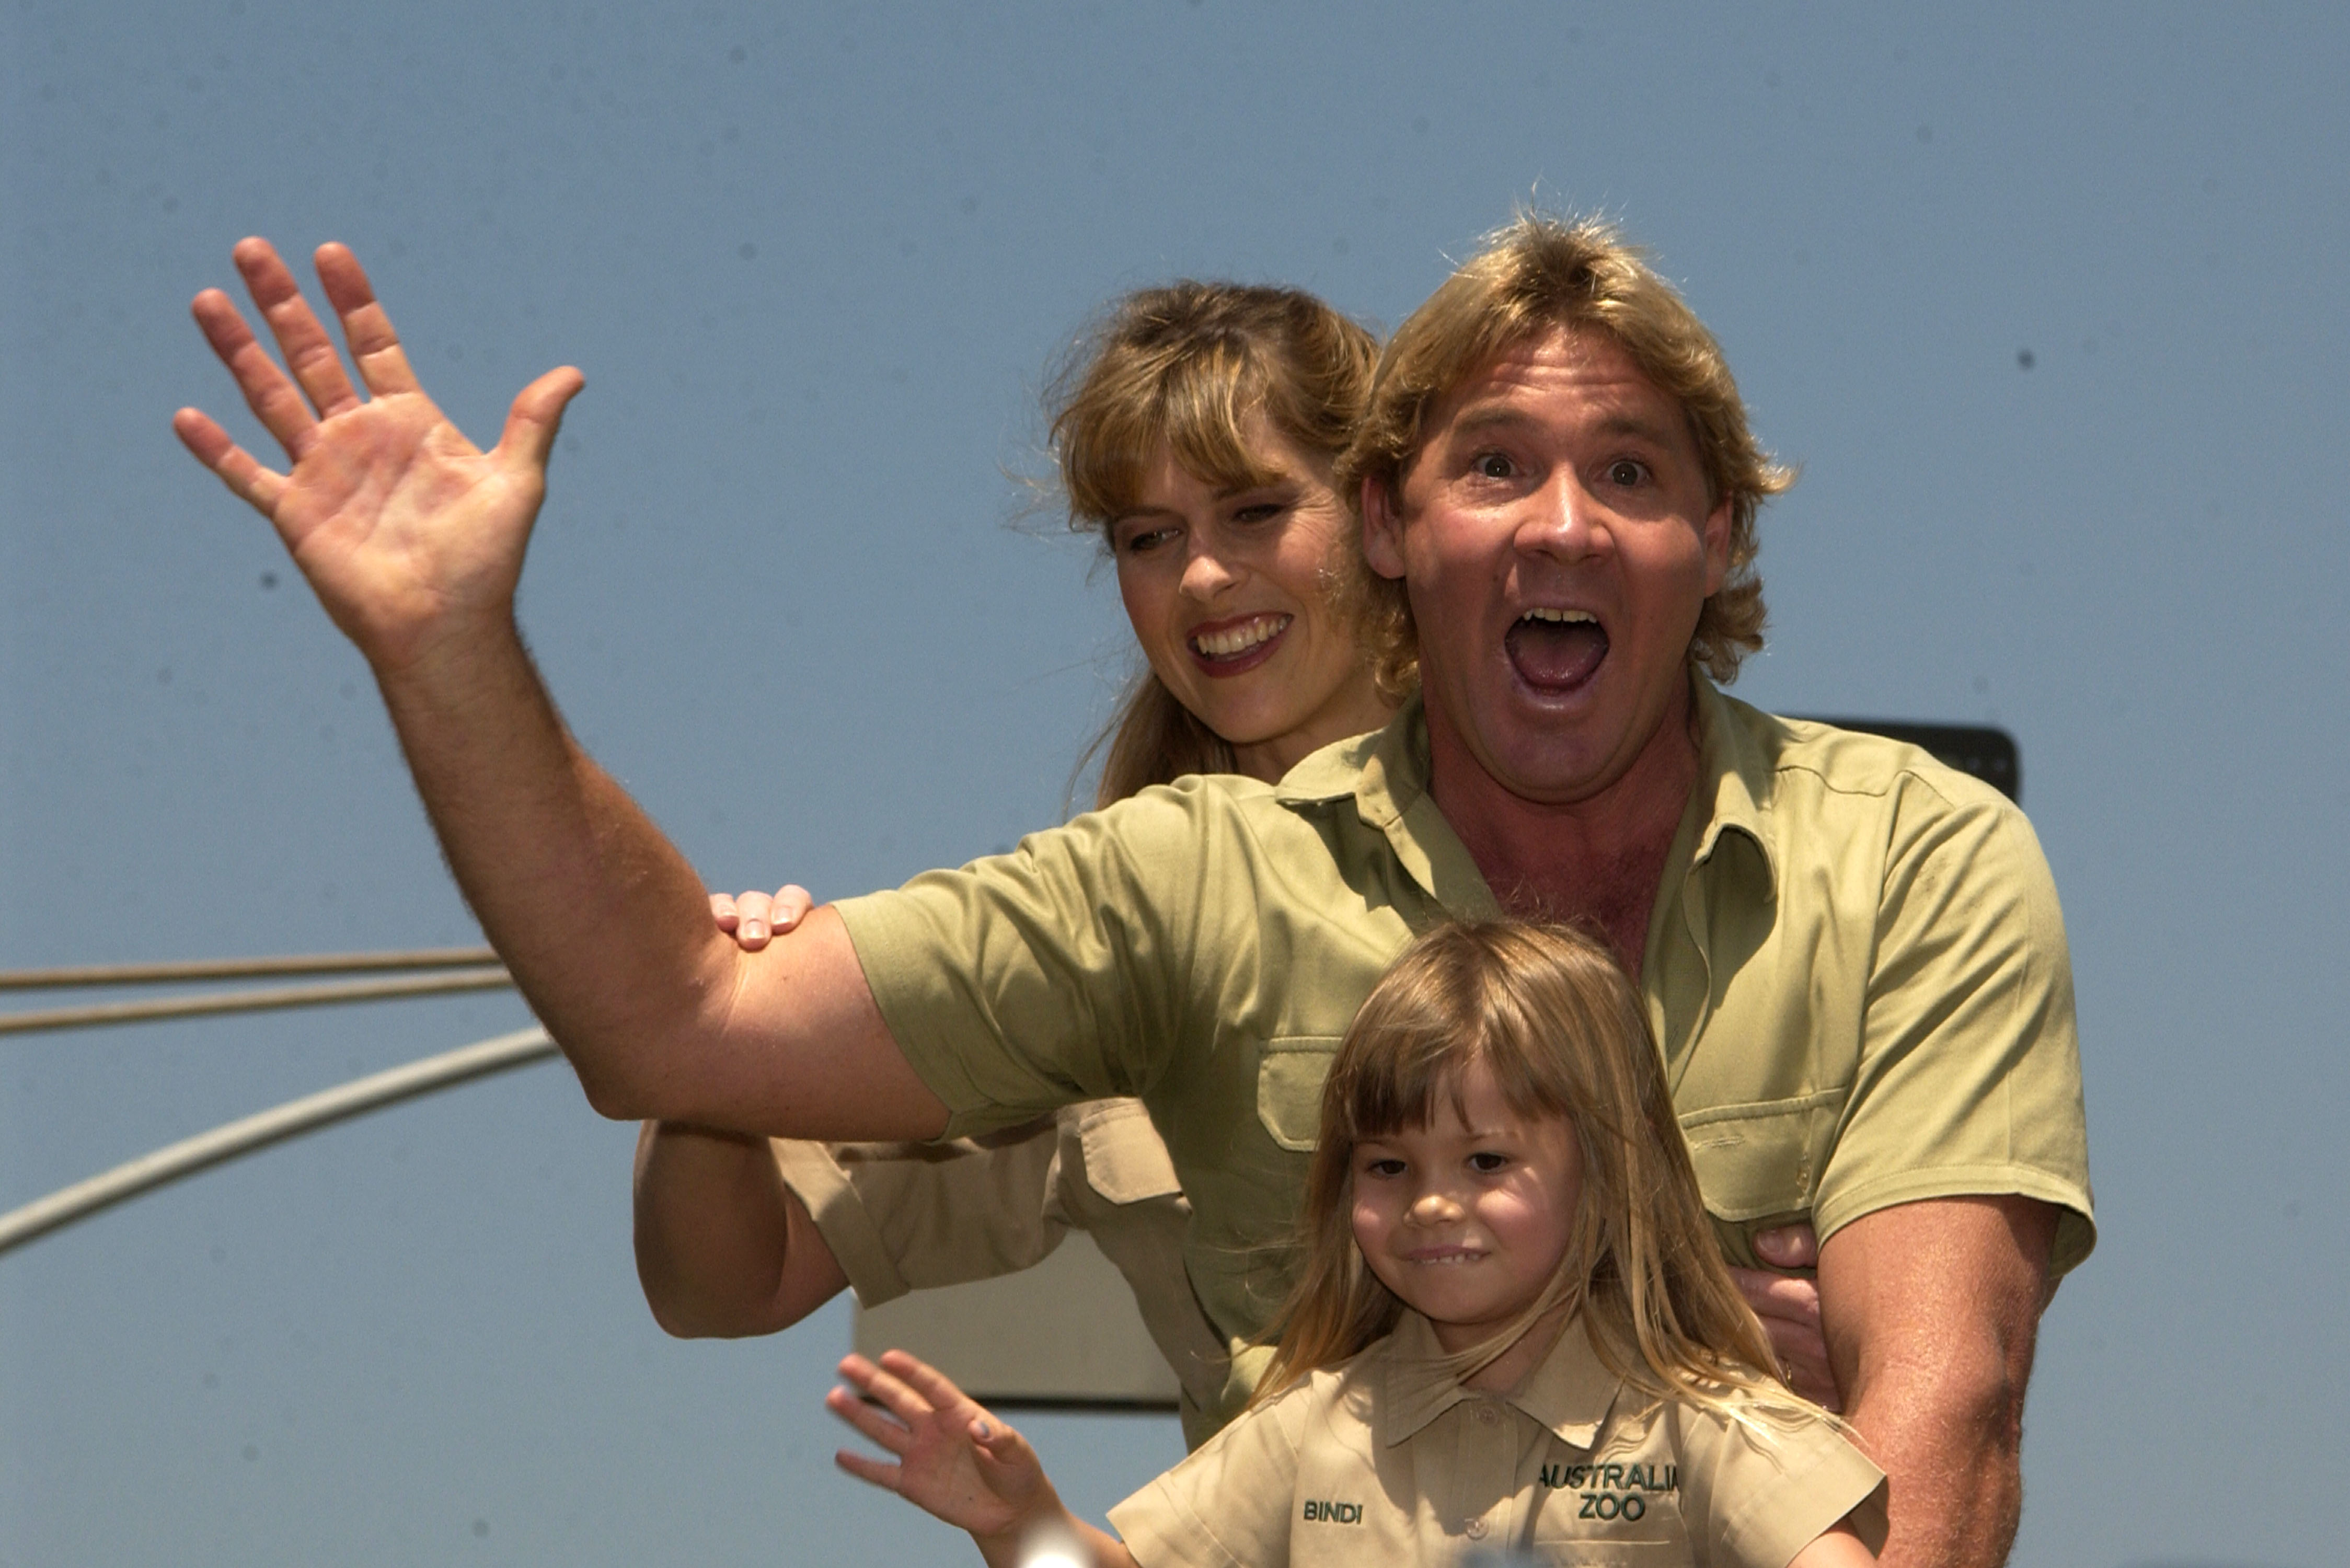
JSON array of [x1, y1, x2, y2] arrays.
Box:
[[1505, 607, 1607, 690]]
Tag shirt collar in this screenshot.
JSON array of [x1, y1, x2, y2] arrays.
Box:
[[1373, 1312, 1625, 1450], [1274, 695, 1502, 919]]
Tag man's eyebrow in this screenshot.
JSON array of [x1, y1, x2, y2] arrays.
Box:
[[1441, 406, 1682, 447]]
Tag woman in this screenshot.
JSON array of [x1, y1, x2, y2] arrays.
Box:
[[632, 281, 1401, 1447]]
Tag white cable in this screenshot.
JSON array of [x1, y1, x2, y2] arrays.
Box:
[[0, 1025, 558, 1257]]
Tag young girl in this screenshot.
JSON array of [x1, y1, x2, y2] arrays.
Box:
[[825, 921, 1884, 1567]]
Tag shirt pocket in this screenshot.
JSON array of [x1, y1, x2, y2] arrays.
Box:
[[1676, 1087, 1847, 1263], [1255, 1036, 1343, 1152], [1072, 1099, 1184, 1205]]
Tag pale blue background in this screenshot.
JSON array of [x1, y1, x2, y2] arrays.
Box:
[[4, 4, 2343, 1565]]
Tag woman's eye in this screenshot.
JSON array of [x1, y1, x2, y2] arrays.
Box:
[[1231, 502, 1284, 526], [1119, 525, 1174, 555]]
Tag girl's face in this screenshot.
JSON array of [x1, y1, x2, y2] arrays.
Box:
[[1110, 421, 1393, 783], [1349, 1058, 1583, 1358]]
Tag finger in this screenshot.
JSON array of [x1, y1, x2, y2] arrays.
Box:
[[735, 891, 774, 948], [172, 408, 289, 514], [824, 1386, 914, 1455], [497, 365, 586, 475], [233, 237, 364, 420], [710, 893, 741, 932], [313, 243, 422, 397], [773, 884, 814, 931], [1750, 1222, 1820, 1270], [834, 1449, 904, 1492], [880, 1350, 984, 1421], [190, 286, 321, 462], [838, 1354, 936, 1423], [1727, 1266, 1822, 1327]]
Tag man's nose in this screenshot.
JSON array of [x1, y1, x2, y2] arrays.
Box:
[[1519, 474, 1605, 558]]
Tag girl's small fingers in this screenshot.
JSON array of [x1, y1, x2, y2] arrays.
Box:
[[833, 1450, 902, 1492], [824, 1387, 913, 1454], [710, 893, 740, 930], [881, 1350, 981, 1417], [842, 1355, 934, 1423]]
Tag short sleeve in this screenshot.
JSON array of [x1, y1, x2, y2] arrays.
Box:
[[769, 1124, 1068, 1308], [833, 783, 1226, 1138], [1109, 1392, 1305, 1568], [1673, 1405, 1885, 1568], [1816, 775, 2096, 1276]]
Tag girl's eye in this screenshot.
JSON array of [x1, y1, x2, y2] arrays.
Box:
[[1362, 1157, 1407, 1179], [1468, 1151, 1512, 1174], [1606, 458, 1648, 487]]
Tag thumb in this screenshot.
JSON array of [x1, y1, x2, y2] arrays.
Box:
[[499, 366, 586, 473]]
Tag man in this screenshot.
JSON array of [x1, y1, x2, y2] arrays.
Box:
[[177, 213, 2088, 1567]]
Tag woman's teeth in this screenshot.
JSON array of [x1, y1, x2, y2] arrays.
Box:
[[1191, 614, 1289, 658]]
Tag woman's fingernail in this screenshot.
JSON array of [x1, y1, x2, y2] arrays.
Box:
[[742, 921, 766, 941]]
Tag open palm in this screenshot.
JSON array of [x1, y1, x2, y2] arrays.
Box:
[[826, 1350, 1054, 1542], [174, 238, 582, 672]]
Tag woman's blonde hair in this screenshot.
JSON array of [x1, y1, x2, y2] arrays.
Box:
[[1257, 921, 1799, 1426], [1047, 283, 1383, 806], [1336, 212, 1794, 693]]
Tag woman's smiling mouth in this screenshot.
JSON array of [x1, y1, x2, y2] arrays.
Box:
[[1188, 612, 1292, 674]]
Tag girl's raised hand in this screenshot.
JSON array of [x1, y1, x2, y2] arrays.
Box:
[[826, 1351, 1055, 1543], [174, 238, 583, 675], [709, 884, 816, 951]]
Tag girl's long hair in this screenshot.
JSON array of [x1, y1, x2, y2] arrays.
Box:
[[1041, 282, 1386, 808], [1256, 921, 1805, 1428]]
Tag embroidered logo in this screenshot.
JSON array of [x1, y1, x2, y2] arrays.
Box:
[[1301, 1500, 1364, 1525], [1540, 1461, 1678, 1523]]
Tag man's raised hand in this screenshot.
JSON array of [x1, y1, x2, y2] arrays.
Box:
[[172, 238, 583, 673]]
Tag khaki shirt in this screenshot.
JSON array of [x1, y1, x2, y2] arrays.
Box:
[[1108, 1311, 1886, 1568], [769, 1101, 1231, 1441], [836, 679, 2093, 1431]]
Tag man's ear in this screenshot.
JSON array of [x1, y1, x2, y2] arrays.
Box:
[[1361, 474, 1409, 581], [1699, 492, 1733, 598]]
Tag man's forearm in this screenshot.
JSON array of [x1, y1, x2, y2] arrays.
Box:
[[1821, 1196, 2057, 1568], [375, 618, 736, 1119]]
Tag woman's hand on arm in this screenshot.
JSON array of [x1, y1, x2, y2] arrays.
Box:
[[631, 1122, 848, 1338], [828, 1351, 1137, 1568], [711, 885, 816, 951]]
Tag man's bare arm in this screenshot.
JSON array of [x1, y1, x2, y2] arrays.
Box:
[[1818, 1195, 2058, 1568], [175, 238, 948, 1139], [633, 1123, 850, 1336]]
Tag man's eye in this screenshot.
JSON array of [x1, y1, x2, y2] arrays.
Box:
[[1472, 454, 1515, 480], [1606, 459, 1647, 487]]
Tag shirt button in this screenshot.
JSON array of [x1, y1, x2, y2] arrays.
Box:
[[1474, 1404, 1500, 1425], [1465, 1518, 1489, 1539]]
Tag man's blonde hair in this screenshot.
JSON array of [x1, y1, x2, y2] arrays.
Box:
[[1337, 213, 1792, 693]]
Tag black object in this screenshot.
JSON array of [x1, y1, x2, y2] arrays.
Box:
[[1789, 718, 2021, 803]]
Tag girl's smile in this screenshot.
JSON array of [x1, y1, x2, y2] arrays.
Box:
[[1349, 1059, 1583, 1373]]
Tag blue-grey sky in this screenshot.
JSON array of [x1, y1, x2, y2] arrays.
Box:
[[5, 4, 2345, 1564]]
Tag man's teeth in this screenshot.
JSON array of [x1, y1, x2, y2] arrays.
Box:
[[1192, 614, 1289, 658], [1519, 608, 1597, 625]]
